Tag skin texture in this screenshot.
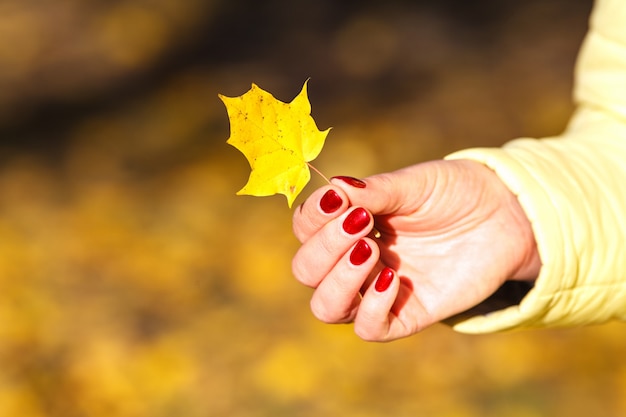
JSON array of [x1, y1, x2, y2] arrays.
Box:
[[292, 159, 542, 342]]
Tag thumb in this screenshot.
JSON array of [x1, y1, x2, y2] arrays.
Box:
[[331, 164, 434, 216]]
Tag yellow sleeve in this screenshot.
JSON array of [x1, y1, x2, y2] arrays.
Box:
[[445, 0, 626, 334]]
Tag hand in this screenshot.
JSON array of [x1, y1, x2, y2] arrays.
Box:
[[292, 159, 541, 341]]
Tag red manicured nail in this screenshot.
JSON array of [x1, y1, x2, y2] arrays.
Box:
[[350, 239, 372, 266], [375, 267, 394, 292], [319, 189, 342, 214], [332, 176, 366, 188], [342, 208, 370, 234]]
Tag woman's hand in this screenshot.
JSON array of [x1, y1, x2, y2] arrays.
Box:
[[292, 159, 541, 341]]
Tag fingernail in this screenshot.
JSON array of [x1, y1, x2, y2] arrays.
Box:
[[319, 189, 342, 214], [332, 176, 366, 188], [342, 208, 370, 235], [375, 267, 394, 292], [349, 239, 372, 266]]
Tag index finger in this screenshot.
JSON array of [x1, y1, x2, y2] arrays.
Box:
[[292, 185, 350, 243]]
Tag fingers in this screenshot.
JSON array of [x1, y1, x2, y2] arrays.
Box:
[[292, 185, 350, 243], [292, 206, 374, 288], [293, 164, 430, 244], [331, 166, 435, 216], [309, 261, 424, 342], [354, 269, 431, 342], [353, 267, 399, 341], [309, 237, 380, 323]]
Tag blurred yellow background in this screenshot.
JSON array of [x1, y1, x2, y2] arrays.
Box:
[[1, 0, 625, 416]]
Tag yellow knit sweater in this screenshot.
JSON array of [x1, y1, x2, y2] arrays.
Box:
[[446, 0, 626, 333]]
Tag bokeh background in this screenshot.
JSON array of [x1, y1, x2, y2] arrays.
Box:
[[1, 0, 625, 416]]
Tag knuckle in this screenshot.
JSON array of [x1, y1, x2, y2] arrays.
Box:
[[316, 231, 340, 260], [310, 297, 335, 323], [375, 172, 396, 189], [310, 292, 356, 324], [354, 325, 381, 342], [354, 306, 388, 342], [291, 257, 315, 287], [292, 205, 309, 243]]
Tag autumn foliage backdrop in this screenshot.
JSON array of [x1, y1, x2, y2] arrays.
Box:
[[2, 0, 626, 416]]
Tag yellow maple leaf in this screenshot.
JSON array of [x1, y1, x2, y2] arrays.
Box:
[[219, 80, 331, 207]]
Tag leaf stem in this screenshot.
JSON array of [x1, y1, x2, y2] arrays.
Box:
[[307, 162, 330, 184]]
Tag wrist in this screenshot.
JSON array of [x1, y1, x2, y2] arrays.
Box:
[[502, 179, 542, 283]]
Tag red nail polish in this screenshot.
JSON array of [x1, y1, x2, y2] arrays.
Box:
[[342, 208, 370, 234], [375, 267, 394, 292], [350, 239, 372, 266], [320, 189, 342, 214], [332, 176, 366, 188]]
